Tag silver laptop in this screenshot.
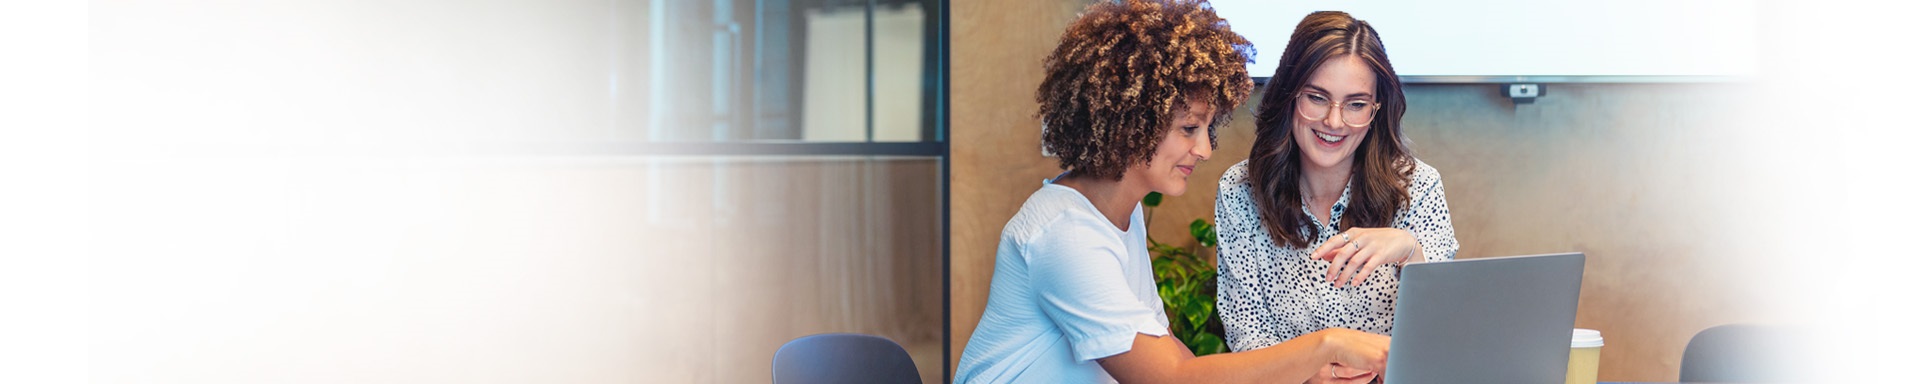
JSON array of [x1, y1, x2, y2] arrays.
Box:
[[1383, 253, 1585, 384]]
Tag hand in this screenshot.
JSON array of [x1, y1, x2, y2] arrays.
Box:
[[1310, 328, 1390, 374], [1308, 363, 1379, 384], [1312, 227, 1421, 287]]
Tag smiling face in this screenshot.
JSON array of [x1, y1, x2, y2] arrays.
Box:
[[1125, 96, 1216, 197], [1291, 54, 1377, 173]]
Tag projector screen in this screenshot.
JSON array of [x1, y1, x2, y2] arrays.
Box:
[[1209, 0, 1759, 83]]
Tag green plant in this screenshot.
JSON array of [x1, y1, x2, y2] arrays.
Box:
[[1142, 192, 1229, 356]]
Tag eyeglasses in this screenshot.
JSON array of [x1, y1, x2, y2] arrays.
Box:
[[1296, 91, 1378, 128]]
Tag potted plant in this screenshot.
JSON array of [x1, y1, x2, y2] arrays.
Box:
[[1142, 192, 1229, 356]]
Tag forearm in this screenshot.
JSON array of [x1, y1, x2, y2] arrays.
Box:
[[1116, 331, 1331, 384], [1104, 327, 1389, 384], [1174, 332, 1330, 384]]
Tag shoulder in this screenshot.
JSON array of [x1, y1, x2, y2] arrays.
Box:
[[1215, 160, 1257, 210], [1002, 186, 1124, 248], [1218, 159, 1253, 188], [1000, 186, 1071, 244], [1406, 158, 1444, 190]]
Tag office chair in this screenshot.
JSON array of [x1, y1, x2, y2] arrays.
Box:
[[1679, 324, 1808, 382], [773, 333, 920, 384]]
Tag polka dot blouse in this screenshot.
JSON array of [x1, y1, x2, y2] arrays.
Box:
[[1212, 158, 1460, 352]]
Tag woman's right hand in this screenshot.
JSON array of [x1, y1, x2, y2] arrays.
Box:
[[1311, 328, 1390, 373], [1307, 363, 1380, 384]]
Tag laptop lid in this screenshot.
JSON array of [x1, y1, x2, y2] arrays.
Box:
[[1383, 252, 1585, 384]]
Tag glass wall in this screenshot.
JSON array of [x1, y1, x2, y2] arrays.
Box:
[[621, 0, 947, 382]]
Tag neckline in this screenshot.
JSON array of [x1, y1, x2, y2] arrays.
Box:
[[1301, 180, 1353, 228], [1044, 183, 1141, 234]]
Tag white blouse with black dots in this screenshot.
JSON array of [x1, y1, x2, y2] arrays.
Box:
[[1212, 158, 1460, 352]]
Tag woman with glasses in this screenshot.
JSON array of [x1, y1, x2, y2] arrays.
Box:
[[1213, 11, 1460, 383], [955, 2, 1392, 383]]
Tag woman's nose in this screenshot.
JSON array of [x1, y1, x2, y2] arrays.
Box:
[[1193, 133, 1213, 160], [1322, 107, 1345, 128]]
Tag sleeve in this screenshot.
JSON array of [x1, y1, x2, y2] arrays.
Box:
[[1403, 164, 1459, 263], [1026, 215, 1169, 363], [1213, 180, 1285, 352]]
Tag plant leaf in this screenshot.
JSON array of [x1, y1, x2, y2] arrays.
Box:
[[1157, 280, 1176, 301], [1181, 302, 1207, 331], [1191, 219, 1217, 248], [1191, 332, 1228, 356], [1142, 192, 1162, 207]]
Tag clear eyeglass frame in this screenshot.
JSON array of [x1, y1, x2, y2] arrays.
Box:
[[1295, 91, 1378, 128]]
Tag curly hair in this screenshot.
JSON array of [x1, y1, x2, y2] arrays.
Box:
[[1037, 0, 1254, 180]]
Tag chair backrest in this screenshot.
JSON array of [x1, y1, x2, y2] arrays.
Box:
[[1679, 324, 1807, 383], [773, 333, 920, 384]]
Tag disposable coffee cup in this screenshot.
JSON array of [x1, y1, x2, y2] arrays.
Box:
[[1565, 328, 1603, 384]]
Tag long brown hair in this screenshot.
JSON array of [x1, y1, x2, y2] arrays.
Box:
[[1247, 11, 1413, 248]]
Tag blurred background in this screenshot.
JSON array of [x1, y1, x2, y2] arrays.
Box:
[[86, 0, 947, 383]]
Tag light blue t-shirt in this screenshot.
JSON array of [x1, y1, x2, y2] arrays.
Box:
[[954, 182, 1171, 383]]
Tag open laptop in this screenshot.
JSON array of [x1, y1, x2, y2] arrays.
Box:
[[1383, 252, 1585, 383]]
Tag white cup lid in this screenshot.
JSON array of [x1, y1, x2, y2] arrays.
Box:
[[1571, 328, 1604, 348]]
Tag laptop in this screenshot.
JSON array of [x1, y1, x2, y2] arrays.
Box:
[[1383, 252, 1585, 384]]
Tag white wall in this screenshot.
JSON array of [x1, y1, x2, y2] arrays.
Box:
[[3, 1, 89, 383], [92, 0, 621, 152], [1210, 0, 1759, 79], [89, 2, 636, 381]]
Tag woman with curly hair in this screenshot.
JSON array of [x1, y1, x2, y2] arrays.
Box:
[[1213, 11, 1461, 383], [955, 2, 1389, 383]]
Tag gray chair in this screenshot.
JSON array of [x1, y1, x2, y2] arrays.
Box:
[[773, 333, 920, 384], [1679, 324, 1807, 382]]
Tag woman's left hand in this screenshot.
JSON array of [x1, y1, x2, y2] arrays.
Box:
[[1312, 227, 1421, 287], [1320, 363, 1379, 384]]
